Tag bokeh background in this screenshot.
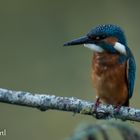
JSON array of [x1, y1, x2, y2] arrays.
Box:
[[0, 0, 140, 140]]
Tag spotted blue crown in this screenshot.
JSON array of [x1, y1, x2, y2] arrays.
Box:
[[87, 24, 127, 46]]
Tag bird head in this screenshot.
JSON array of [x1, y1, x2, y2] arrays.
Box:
[[64, 24, 127, 55]]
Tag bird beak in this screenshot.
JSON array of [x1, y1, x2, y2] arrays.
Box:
[[63, 35, 104, 52], [63, 36, 89, 46]]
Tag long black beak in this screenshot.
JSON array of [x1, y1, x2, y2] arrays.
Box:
[[63, 36, 89, 46]]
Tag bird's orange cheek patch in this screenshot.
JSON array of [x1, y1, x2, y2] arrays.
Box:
[[104, 37, 118, 46]]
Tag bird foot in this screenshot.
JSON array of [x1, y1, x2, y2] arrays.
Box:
[[114, 105, 127, 121], [93, 97, 108, 119], [93, 97, 101, 112], [114, 105, 121, 114]]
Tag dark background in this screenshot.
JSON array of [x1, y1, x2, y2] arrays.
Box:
[[0, 0, 140, 140]]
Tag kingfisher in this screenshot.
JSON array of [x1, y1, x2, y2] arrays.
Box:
[[64, 24, 136, 108]]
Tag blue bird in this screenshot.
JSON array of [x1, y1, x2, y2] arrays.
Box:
[[64, 24, 136, 107]]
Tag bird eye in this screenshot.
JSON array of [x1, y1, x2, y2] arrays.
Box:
[[95, 36, 100, 40], [101, 35, 107, 39], [88, 35, 107, 41], [95, 35, 107, 40]]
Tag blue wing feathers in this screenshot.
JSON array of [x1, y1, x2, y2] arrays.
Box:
[[127, 57, 136, 99]]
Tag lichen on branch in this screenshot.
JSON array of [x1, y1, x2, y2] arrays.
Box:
[[0, 88, 140, 122]]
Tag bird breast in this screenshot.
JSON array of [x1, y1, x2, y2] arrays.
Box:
[[92, 52, 128, 105]]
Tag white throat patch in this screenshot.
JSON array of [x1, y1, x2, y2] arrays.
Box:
[[114, 42, 126, 55], [84, 44, 104, 52]]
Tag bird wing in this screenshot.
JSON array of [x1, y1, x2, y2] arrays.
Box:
[[126, 57, 136, 99]]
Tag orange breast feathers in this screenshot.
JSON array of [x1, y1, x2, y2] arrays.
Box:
[[92, 52, 128, 106]]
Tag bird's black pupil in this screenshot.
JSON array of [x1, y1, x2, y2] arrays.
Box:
[[89, 34, 107, 40]]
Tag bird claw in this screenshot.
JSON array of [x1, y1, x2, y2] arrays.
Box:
[[93, 97, 101, 112], [114, 105, 121, 114]]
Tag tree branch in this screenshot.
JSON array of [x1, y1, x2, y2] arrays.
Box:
[[0, 88, 140, 122]]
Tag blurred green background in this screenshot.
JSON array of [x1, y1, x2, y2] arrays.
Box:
[[0, 0, 140, 140]]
